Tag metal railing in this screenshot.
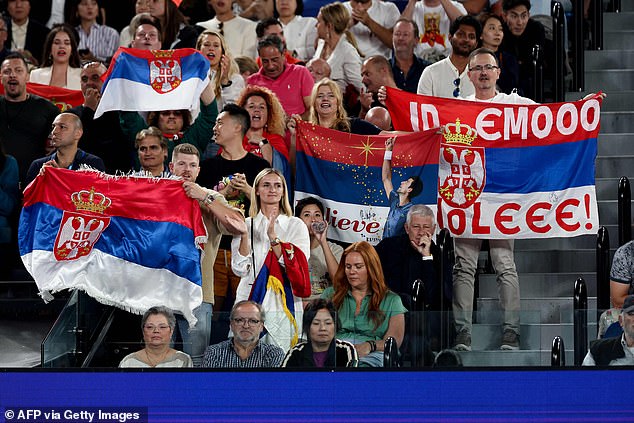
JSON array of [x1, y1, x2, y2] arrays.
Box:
[[571, 0, 585, 91], [551, 336, 566, 366], [532, 45, 544, 102], [618, 176, 631, 246], [590, 0, 603, 50], [552, 1, 565, 101], [596, 227, 611, 323], [573, 277, 588, 366], [437, 228, 453, 349]]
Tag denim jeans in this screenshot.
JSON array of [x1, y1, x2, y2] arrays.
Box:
[[174, 302, 213, 367]]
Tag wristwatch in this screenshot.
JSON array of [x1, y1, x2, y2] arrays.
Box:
[[270, 237, 281, 247], [259, 139, 269, 147], [203, 193, 215, 206]]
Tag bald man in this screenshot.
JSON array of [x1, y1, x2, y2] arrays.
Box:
[[364, 107, 392, 131]]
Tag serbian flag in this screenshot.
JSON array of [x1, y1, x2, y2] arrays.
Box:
[[386, 87, 603, 239], [18, 168, 207, 326], [295, 121, 440, 244], [0, 82, 84, 111], [94, 47, 210, 118], [249, 242, 310, 351]]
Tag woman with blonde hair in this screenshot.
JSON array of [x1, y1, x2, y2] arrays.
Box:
[[236, 85, 288, 169], [196, 29, 245, 111], [313, 3, 363, 96], [321, 241, 406, 367], [231, 168, 310, 351]]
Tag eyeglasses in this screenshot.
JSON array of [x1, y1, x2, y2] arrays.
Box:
[[232, 317, 261, 326], [218, 22, 224, 36], [453, 78, 460, 98], [143, 324, 171, 332], [470, 64, 500, 72]]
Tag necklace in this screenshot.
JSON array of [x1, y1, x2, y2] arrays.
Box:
[[144, 348, 169, 367]]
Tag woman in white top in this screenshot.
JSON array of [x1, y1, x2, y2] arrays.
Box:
[[276, 0, 318, 62], [30, 24, 82, 90], [196, 30, 245, 112], [119, 306, 193, 368], [231, 168, 310, 351], [313, 2, 363, 95]]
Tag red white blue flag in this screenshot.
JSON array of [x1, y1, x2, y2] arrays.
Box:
[[294, 121, 440, 244], [18, 168, 207, 325], [386, 87, 603, 239], [94, 47, 210, 118]]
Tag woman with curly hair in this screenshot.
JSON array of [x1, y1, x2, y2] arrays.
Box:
[[235, 85, 288, 168], [321, 241, 406, 367], [30, 24, 82, 89], [196, 30, 245, 111]]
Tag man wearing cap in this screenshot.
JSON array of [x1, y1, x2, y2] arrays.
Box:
[[583, 294, 634, 366]]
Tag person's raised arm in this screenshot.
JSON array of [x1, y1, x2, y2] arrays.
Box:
[[440, 0, 466, 22], [382, 137, 395, 200], [400, 0, 418, 20], [313, 221, 340, 279]]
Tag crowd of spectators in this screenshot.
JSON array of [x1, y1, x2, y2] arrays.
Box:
[[0, 0, 617, 369]]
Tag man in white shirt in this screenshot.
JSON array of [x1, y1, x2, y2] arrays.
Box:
[[4, 0, 49, 65], [198, 0, 258, 59], [344, 0, 400, 58], [452, 47, 535, 353], [417, 15, 480, 99]]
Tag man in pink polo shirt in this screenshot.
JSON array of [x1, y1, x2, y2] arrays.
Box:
[[247, 35, 313, 118]]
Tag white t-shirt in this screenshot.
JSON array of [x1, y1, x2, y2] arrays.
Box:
[[464, 92, 536, 105], [344, 0, 400, 58], [411, 1, 467, 58], [281, 15, 318, 62], [417, 56, 474, 99]]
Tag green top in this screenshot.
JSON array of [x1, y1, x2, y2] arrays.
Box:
[[321, 287, 407, 342]]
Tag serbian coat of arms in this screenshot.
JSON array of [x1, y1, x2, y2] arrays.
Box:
[[149, 50, 182, 94]]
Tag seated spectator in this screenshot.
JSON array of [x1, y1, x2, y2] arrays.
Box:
[[68, 0, 119, 63], [282, 299, 358, 367], [5, 0, 50, 67], [119, 1, 152, 47], [499, 0, 546, 99], [583, 295, 634, 366], [134, 126, 170, 177], [380, 137, 423, 238], [344, 0, 400, 58], [235, 55, 259, 83], [202, 300, 285, 367], [416, 15, 481, 99], [150, 0, 199, 49], [401, 0, 468, 62], [119, 306, 193, 368], [246, 35, 313, 118], [288, 78, 380, 137], [359, 55, 396, 118], [235, 0, 275, 21], [306, 57, 331, 83], [25, 113, 104, 185], [313, 3, 364, 98], [69, 61, 132, 174], [197, 0, 258, 59], [231, 168, 311, 351], [276, 0, 318, 62], [30, 24, 81, 90], [610, 240, 634, 310], [235, 85, 289, 171], [321, 241, 406, 367], [391, 18, 431, 94], [364, 106, 391, 131], [196, 30, 245, 112], [119, 81, 218, 164], [129, 14, 162, 50], [295, 196, 344, 300], [255, 18, 303, 66], [478, 13, 520, 95]]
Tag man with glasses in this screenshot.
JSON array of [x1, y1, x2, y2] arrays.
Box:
[[583, 295, 634, 366], [452, 47, 534, 353], [416, 15, 481, 99], [202, 300, 285, 367]]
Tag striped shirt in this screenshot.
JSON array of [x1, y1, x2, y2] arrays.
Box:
[[202, 339, 285, 368], [77, 23, 119, 62]]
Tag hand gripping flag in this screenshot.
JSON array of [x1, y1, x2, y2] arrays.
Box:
[[94, 47, 210, 118], [18, 168, 207, 326], [248, 242, 310, 351], [385, 87, 603, 239], [294, 121, 440, 244]]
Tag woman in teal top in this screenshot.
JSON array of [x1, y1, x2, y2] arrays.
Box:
[[321, 241, 406, 367]]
